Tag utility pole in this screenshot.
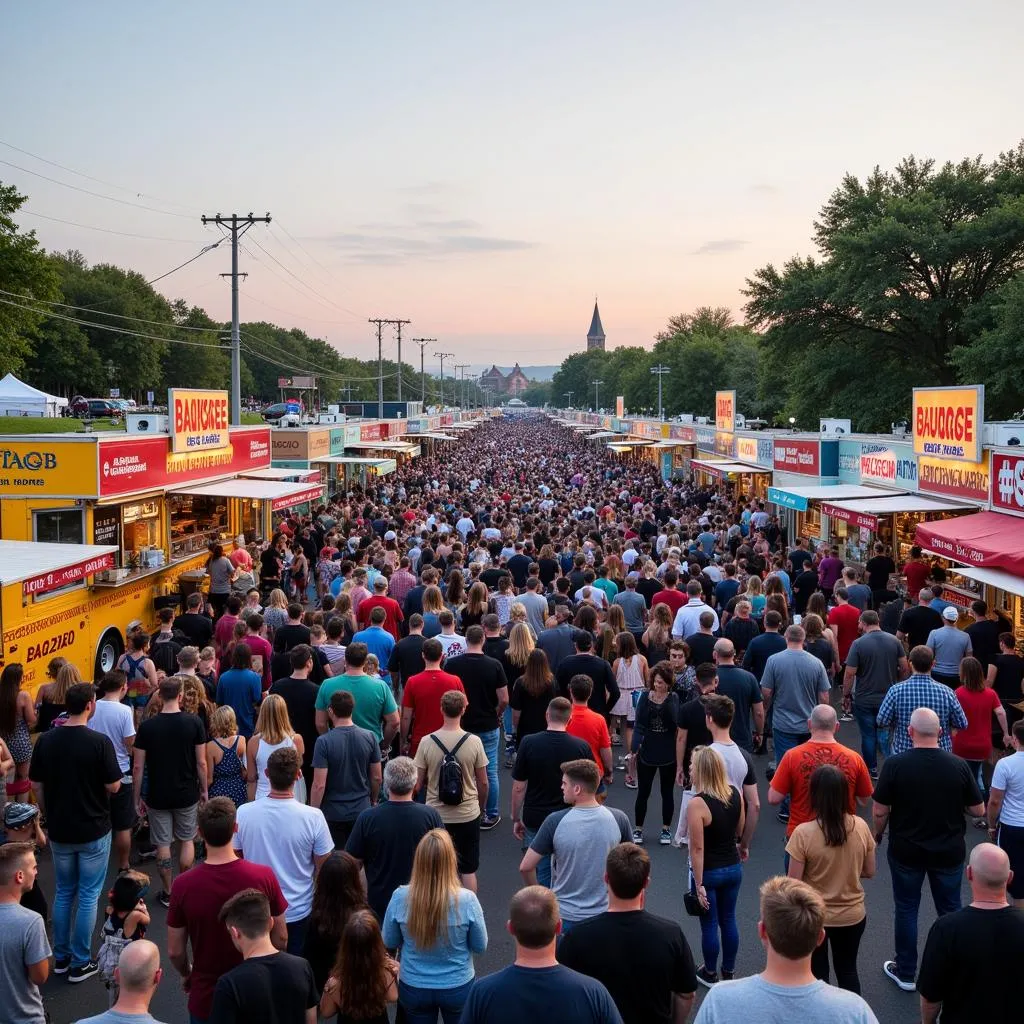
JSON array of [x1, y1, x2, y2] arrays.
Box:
[[392, 319, 411, 402], [650, 365, 670, 420], [592, 379, 604, 412], [564, 391, 574, 408], [201, 212, 271, 425], [411, 338, 435, 404], [455, 365, 470, 409], [435, 351, 454, 409], [340, 385, 354, 402]]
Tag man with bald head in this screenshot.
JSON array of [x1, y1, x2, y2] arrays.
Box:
[[873, 706, 985, 993], [768, 704, 873, 844], [76, 939, 166, 1023], [918, 843, 1024, 1022]]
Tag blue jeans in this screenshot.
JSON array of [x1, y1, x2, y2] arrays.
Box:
[[51, 832, 112, 967], [523, 826, 551, 888], [286, 915, 309, 956], [888, 851, 962, 980], [476, 728, 500, 819], [853, 703, 889, 774], [399, 978, 474, 1024], [503, 706, 514, 740], [697, 862, 742, 973], [772, 730, 809, 815]]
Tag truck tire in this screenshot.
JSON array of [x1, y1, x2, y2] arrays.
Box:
[[95, 629, 124, 679]]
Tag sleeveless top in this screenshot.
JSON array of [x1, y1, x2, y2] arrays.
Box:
[[698, 789, 742, 871], [253, 735, 305, 802], [209, 737, 248, 807]]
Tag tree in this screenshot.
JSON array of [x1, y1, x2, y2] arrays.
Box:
[[520, 381, 552, 407], [0, 182, 60, 374], [744, 144, 1024, 430], [165, 301, 230, 391]]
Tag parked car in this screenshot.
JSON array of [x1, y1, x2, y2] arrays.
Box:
[[87, 399, 122, 418], [261, 402, 291, 422]]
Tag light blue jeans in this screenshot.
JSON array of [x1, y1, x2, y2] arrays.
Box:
[[523, 826, 552, 888], [476, 728, 500, 819], [51, 832, 112, 967]]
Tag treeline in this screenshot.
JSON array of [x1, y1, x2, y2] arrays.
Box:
[[552, 144, 1024, 431]]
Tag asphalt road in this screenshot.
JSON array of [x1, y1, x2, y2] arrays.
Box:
[[38, 713, 975, 1023]]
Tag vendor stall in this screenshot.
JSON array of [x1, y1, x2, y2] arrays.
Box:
[[691, 458, 772, 496], [312, 454, 397, 493], [766, 483, 899, 549]]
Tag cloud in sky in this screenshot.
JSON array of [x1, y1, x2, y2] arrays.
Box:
[[691, 238, 748, 256]]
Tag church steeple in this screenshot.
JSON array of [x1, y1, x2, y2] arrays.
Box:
[[587, 300, 605, 351]]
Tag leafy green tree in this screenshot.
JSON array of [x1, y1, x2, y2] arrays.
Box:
[[165, 300, 230, 391], [0, 182, 60, 374], [520, 381, 552, 407]]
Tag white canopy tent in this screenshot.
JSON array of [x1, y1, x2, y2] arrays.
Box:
[[0, 373, 67, 417]]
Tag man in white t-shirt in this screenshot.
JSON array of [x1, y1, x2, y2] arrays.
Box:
[[234, 746, 333, 954], [456, 514, 476, 541], [437, 611, 468, 663], [703, 693, 760, 860], [88, 671, 137, 870]]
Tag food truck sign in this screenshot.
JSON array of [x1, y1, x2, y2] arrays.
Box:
[[912, 386, 984, 463], [169, 389, 230, 453], [23, 553, 115, 597], [715, 390, 736, 433]]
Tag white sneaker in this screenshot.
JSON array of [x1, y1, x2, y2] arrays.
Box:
[[882, 960, 916, 992]]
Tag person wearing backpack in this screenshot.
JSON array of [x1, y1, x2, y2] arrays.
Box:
[[116, 633, 158, 725], [413, 690, 489, 893], [149, 608, 184, 679]]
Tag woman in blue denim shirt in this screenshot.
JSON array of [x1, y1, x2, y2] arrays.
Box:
[[382, 828, 488, 1024]]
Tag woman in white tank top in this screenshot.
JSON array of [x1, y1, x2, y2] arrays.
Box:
[[246, 694, 306, 803]]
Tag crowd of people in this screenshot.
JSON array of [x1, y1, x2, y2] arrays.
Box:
[[2, 414, 1024, 1023]]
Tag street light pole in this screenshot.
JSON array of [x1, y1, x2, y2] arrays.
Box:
[[592, 379, 604, 412], [650, 365, 670, 420], [435, 352, 454, 408], [564, 391, 574, 408]]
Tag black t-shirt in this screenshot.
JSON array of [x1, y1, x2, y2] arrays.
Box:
[[713, 665, 763, 752], [444, 653, 508, 733], [898, 604, 944, 649], [268, 677, 319, 769], [512, 730, 593, 829], [557, 910, 697, 1024], [174, 612, 214, 648], [260, 548, 283, 582], [635, 577, 661, 609], [483, 636, 514, 680], [789, 549, 814, 575], [479, 567, 510, 590], [792, 569, 819, 614], [507, 554, 535, 588], [273, 622, 311, 654], [917, 905, 1024, 1023], [873, 748, 982, 868], [724, 616, 759, 657], [210, 951, 318, 1024], [556, 655, 619, 716], [510, 680, 557, 741], [677, 696, 712, 784], [345, 800, 443, 920], [29, 725, 120, 843], [538, 557, 560, 586], [633, 692, 681, 766], [865, 555, 896, 592], [134, 712, 206, 810], [742, 631, 787, 682], [150, 635, 183, 677], [684, 632, 717, 669], [965, 619, 1002, 671], [991, 653, 1024, 704], [388, 633, 426, 684]]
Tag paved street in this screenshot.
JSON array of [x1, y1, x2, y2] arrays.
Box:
[[38, 715, 974, 1023]]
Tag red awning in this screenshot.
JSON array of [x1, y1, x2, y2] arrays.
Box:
[[915, 511, 1024, 578]]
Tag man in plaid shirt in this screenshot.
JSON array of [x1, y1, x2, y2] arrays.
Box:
[[876, 645, 967, 755], [387, 555, 418, 607]]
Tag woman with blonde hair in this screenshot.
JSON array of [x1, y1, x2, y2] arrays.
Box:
[[686, 745, 744, 987], [333, 591, 358, 646], [262, 588, 289, 637], [206, 705, 247, 806], [642, 603, 673, 666], [36, 662, 83, 732], [179, 674, 214, 739], [743, 573, 766, 618], [422, 585, 446, 637], [382, 828, 487, 1024], [460, 582, 490, 631], [247, 693, 305, 803], [503, 602, 535, 640]]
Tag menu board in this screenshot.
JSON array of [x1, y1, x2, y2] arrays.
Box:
[[93, 505, 122, 549]]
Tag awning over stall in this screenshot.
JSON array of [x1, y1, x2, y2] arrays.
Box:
[[169, 478, 324, 511], [347, 441, 419, 453], [915, 511, 1024, 578], [692, 459, 771, 476], [401, 432, 458, 441], [241, 467, 320, 482], [767, 484, 901, 513], [819, 494, 972, 531]]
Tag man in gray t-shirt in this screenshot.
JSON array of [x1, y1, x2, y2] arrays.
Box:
[[0, 844, 51, 1024], [519, 759, 631, 927], [613, 580, 648, 635], [927, 609, 973, 685], [310, 690, 382, 847]]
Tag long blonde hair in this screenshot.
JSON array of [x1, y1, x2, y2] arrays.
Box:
[[406, 828, 461, 949], [690, 746, 733, 805], [647, 603, 673, 644], [52, 663, 84, 703], [422, 585, 445, 615], [253, 693, 294, 744], [606, 604, 626, 635], [507, 623, 535, 669], [267, 588, 288, 610]]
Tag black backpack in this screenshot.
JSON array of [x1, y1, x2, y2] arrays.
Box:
[[431, 733, 470, 806]]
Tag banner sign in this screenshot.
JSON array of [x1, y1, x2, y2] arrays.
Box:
[[360, 423, 383, 442], [0, 440, 100, 497], [913, 385, 984, 463], [917, 453, 989, 503], [767, 486, 809, 512], [616, 396, 624, 418], [715, 390, 736, 432], [695, 425, 716, 451], [859, 442, 918, 491], [837, 440, 861, 484], [23, 552, 115, 597], [774, 439, 820, 475], [168, 389, 229, 454], [991, 452, 1024, 519], [271, 485, 324, 512], [820, 502, 879, 530]]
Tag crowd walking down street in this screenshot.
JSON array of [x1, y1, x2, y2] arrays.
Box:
[[3, 414, 1024, 1024]]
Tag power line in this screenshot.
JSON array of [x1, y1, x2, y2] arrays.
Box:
[[267, 222, 363, 320], [246, 234, 358, 320], [16, 209, 201, 243], [147, 240, 223, 285]]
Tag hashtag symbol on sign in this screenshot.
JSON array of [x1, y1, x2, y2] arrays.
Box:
[[998, 460, 1015, 503], [1015, 461, 1024, 508]]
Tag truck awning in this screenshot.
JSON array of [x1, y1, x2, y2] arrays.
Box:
[[169, 478, 324, 511]]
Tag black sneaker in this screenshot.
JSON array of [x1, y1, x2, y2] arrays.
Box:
[[53, 957, 71, 975], [721, 969, 735, 981], [695, 965, 718, 988], [776, 809, 790, 824], [157, 890, 171, 908], [68, 960, 99, 983], [480, 815, 501, 831]]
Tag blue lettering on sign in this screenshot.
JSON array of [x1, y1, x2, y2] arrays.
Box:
[[896, 458, 917, 483], [1, 450, 57, 471], [767, 487, 808, 512]]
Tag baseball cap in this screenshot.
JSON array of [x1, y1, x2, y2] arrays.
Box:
[[384, 530, 397, 541], [942, 606, 959, 622], [3, 802, 39, 830]]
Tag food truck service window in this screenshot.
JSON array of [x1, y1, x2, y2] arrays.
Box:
[[168, 493, 229, 559], [34, 508, 85, 545]]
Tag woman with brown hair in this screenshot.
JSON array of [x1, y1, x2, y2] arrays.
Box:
[[421, 584, 446, 637], [332, 591, 358, 646], [954, 656, 1009, 817], [509, 648, 555, 743], [320, 909, 398, 1023], [445, 571, 466, 617], [573, 603, 599, 640], [459, 582, 490, 631], [179, 674, 214, 740], [0, 663, 36, 802], [802, 614, 836, 677], [611, 632, 648, 773], [606, 602, 626, 638], [382, 828, 487, 1024], [303, 851, 370, 992], [642, 602, 674, 666], [806, 592, 841, 667]]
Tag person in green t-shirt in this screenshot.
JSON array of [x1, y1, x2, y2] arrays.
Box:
[[314, 642, 399, 747]]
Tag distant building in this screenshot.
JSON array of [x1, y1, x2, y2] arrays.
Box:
[[587, 301, 606, 351], [479, 363, 530, 397]]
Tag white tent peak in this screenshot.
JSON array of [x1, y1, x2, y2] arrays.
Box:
[[0, 373, 68, 417]]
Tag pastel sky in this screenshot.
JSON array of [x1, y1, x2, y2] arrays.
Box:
[[4, 1, 1022, 371]]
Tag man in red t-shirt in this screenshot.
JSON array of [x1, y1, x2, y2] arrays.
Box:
[[244, 614, 274, 690], [357, 576, 405, 641], [400, 637, 465, 755], [167, 797, 288, 1023], [902, 546, 932, 598], [651, 569, 686, 618], [768, 704, 873, 836], [827, 587, 862, 668], [564, 675, 614, 788]]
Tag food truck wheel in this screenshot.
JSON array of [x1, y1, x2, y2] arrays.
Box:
[[95, 629, 124, 678]]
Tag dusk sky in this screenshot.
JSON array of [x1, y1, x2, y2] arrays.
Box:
[[4, 2, 1021, 370]]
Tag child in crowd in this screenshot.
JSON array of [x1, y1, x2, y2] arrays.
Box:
[[98, 869, 151, 1004], [2, 802, 48, 920], [197, 646, 219, 698]]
